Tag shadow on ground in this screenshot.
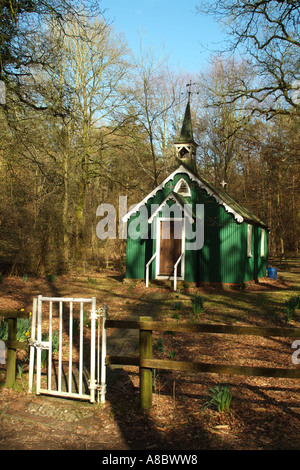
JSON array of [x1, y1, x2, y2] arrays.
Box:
[[104, 365, 214, 451]]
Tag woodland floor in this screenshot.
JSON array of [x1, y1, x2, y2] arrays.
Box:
[[0, 258, 300, 452]]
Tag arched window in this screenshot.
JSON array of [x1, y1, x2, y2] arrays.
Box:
[[174, 178, 191, 197]]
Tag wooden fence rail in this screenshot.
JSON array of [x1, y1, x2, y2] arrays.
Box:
[[105, 317, 300, 410], [0, 310, 29, 387]]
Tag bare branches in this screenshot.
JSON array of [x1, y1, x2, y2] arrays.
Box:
[[0, 0, 104, 110], [196, 0, 300, 117]]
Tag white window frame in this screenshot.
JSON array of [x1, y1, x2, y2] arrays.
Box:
[[261, 229, 265, 257], [247, 224, 252, 258]]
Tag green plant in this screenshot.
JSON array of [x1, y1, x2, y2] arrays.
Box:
[[202, 385, 232, 413], [188, 312, 195, 324], [169, 350, 176, 360], [40, 331, 59, 368], [22, 274, 28, 283], [0, 318, 31, 342], [191, 294, 205, 316], [0, 319, 8, 340], [17, 364, 24, 378], [156, 336, 165, 353], [285, 294, 300, 323], [41, 333, 49, 368], [83, 310, 91, 328], [52, 331, 59, 354], [16, 318, 31, 341], [172, 312, 180, 320]]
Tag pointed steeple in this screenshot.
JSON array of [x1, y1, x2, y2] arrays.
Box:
[[174, 100, 198, 172], [177, 102, 196, 145]]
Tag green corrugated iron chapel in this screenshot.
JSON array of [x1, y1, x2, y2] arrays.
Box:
[[123, 99, 269, 287]]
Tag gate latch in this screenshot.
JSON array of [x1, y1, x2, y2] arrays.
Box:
[[29, 340, 50, 350]]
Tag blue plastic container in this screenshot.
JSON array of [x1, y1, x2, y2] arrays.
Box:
[[268, 267, 277, 280]]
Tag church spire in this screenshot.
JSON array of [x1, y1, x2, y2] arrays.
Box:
[[174, 85, 198, 172], [177, 101, 196, 145]]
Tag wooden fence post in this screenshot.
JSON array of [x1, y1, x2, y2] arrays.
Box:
[[139, 316, 152, 410], [5, 318, 17, 387]]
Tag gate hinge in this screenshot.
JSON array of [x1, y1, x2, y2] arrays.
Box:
[[96, 383, 106, 395], [99, 383, 106, 392], [88, 380, 106, 393]]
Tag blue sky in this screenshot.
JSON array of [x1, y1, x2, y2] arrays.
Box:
[[101, 0, 226, 74]]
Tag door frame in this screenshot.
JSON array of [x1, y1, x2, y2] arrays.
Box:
[[155, 217, 185, 280]]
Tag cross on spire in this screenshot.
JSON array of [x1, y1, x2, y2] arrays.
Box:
[[186, 80, 198, 103]]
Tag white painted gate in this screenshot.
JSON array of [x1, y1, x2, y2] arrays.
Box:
[[28, 296, 107, 404]]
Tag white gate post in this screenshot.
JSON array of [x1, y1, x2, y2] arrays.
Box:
[[36, 295, 42, 395], [48, 301, 53, 391], [68, 302, 73, 394], [28, 297, 37, 394], [89, 297, 97, 403], [100, 304, 107, 404]]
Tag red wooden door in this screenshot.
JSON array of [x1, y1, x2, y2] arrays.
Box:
[[159, 220, 182, 276]]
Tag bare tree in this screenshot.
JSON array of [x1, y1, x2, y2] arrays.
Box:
[[196, 0, 300, 118], [125, 44, 181, 187], [194, 57, 253, 184], [43, 14, 131, 261], [0, 0, 103, 111], [0, 10, 132, 273]]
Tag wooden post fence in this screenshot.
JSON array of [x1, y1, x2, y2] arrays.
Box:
[[105, 318, 300, 410], [0, 310, 29, 387], [139, 316, 153, 410]]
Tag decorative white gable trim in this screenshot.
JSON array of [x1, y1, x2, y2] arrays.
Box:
[[148, 192, 194, 224], [122, 166, 186, 222], [122, 165, 244, 223]]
